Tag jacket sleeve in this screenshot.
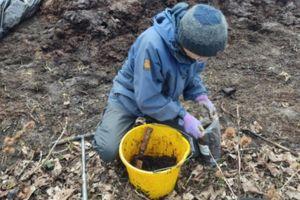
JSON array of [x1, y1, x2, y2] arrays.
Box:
[[183, 62, 208, 101], [133, 45, 186, 121]]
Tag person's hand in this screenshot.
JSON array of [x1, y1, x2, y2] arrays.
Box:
[[196, 94, 217, 118], [183, 113, 203, 139]]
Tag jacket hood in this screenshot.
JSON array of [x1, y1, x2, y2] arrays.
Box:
[[153, 3, 193, 65]]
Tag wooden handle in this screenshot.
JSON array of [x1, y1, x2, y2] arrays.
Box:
[[135, 127, 153, 169]]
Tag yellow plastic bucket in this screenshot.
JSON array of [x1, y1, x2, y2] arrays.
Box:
[[119, 123, 190, 199]]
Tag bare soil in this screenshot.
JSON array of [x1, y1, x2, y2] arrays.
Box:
[[0, 0, 299, 199]]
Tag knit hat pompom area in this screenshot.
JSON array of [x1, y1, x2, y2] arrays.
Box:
[[177, 4, 228, 57]]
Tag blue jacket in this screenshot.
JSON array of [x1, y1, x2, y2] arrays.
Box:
[[109, 3, 208, 121]]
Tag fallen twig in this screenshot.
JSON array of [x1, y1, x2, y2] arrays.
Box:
[[40, 117, 69, 167], [209, 150, 237, 199], [220, 102, 236, 118], [53, 132, 94, 145], [52, 148, 69, 154], [280, 169, 300, 192], [17, 151, 36, 179], [19, 119, 68, 181], [241, 129, 299, 157]]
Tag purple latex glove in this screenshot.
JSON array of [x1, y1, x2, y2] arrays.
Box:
[[196, 94, 217, 118], [183, 113, 204, 139]]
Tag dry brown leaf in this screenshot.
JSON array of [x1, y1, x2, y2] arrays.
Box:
[[229, 153, 237, 160], [198, 185, 214, 200], [268, 151, 285, 162], [285, 186, 300, 200], [1, 177, 16, 190], [215, 169, 237, 178], [266, 163, 281, 177], [62, 154, 74, 161], [225, 170, 237, 178], [224, 127, 236, 139], [282, 152, 297, 165], [24, 121, 35, 130], [20, 162, 42, 181], [13, 160, 32, 177], [279, 71, 291, 82], [51, 188, 75, 200], [21, 146, 31, 156], [282, 167, 296, 175], [183, 192, 194, 200], [34, 175, 51, 188], [51, 159, 62, 177], [103, 193, 115, 200], [265, 185, 281, 200], [215, 169, 222, 178], [222, 140, 236, 150], [191, 164, 204, 180], [167, 190, 178, 199], [2, 146, 15, 154], [0, 190, 9, 198], [47, 186, 60, 197], [268, 151, 297, 164], [14, 130, 24, 139], [211, 188, 226, 200], [240, 135, 252, 148], [250, 121, 263, 133], [290, 162, 300, 170], [3, 137, 15, 147], [17, 185, 36, 200], [227, 178, 235, 186], [88, 151, 96, 158], [242, 180, 263, 194], [39, 113, 46, 125]]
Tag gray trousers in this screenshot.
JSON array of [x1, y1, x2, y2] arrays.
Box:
[[93, 101, 200, 162]]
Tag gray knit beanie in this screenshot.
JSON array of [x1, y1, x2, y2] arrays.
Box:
[[177, 4, 228, 57]]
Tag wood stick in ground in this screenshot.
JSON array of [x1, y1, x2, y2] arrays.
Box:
[[135, 127, 153, 169], [241, 129, 299, 157]]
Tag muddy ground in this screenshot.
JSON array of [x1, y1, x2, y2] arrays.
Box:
[[0, 0, 299, 199]]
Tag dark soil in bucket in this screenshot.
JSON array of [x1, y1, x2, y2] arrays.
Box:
[[131, 155, 177, 171]]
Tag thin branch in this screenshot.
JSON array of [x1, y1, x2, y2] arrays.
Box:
[[280, 169, 300, 192], [22, 118, 68, 179], [242, 129, 299, 157], [209, 150, 237, 199], [39, 117, 69, 167], [236, 105, 242, 199], [53, 132, 94, 145]]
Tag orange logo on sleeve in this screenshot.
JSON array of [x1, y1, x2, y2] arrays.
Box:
[[144, 59, 151, 70]]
